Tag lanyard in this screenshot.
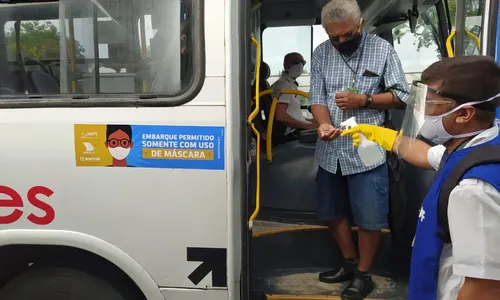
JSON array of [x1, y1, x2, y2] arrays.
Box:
[[340, 36, 365, 88]]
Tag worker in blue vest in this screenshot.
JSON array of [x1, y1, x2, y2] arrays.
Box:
[[341, 55, 500, 300]]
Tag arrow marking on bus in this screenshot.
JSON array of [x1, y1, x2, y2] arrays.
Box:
[[187, 247, 227, 287]]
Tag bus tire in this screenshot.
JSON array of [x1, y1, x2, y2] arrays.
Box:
[[0, 266, 134, 300]]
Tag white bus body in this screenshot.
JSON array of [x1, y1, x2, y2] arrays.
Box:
[[0, 0, 244, 299]]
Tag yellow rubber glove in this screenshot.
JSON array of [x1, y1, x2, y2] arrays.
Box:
[[341, 124, 398, 152]]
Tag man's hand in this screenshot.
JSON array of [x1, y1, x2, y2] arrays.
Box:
[[317, 123, 342, 141], [335, 91, 366, 110]]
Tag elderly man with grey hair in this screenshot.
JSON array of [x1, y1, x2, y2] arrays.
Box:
[[310, 0, 409, 299]]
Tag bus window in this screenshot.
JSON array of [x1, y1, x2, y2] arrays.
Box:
[[0, 0, 200, 98], [445, 0, 484, 56], [461, 0, 484, 56], [312, 24, 328, 52], [262, 25, 312, 112], [392, 6, 441, 82]]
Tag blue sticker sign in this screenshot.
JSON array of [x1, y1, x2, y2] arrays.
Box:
[[75, 124, 225, 170]]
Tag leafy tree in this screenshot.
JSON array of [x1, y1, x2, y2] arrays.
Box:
[[6, 21, 85, 61], [392, 0, 483, 55]]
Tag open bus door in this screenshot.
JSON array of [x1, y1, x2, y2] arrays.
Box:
[[244, 0, 496, 299]]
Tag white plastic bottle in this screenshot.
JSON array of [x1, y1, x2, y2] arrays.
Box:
[[340, 117, 384, 167]]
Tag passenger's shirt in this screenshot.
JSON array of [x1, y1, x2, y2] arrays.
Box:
[[310, 31, 409, 175], [270, 73, 311, 130], [427, 125, 500, 300]]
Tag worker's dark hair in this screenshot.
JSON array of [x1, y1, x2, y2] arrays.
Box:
[[421, 55, 500, 123], [106, 124, 132, 140], [283, 52, 302, 70]]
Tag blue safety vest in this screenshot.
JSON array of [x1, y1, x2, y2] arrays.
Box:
[[409, 134, 500, 300]]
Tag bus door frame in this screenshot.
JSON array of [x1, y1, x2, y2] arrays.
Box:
[[436, 0, 452, 58]]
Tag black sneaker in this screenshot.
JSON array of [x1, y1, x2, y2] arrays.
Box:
[[319, 259, 357, 283], [341, 272, 374, 300]]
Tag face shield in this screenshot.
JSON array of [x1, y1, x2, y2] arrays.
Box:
[[395, 81, 500, 157], [395, 81, 455, 158]]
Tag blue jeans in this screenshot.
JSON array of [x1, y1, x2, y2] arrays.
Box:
[[316, 162, 389, 230]]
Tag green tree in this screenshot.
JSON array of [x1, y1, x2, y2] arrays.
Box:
[[6, 21, 85, 61], [392, 0, 483, 55]]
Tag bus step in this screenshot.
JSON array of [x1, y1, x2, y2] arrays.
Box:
[[265, 294, 384, 300], [253, 268, 407, 300], [252, 220, 391, 238], [251, 220, 404, 276]]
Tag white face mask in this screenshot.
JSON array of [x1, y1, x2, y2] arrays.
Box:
[[414, 93, 500, 144], [108, 147, 131, 160], [287, 63, 304, 78]]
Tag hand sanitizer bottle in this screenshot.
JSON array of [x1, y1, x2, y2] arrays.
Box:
[[340, 117, 384, 167]]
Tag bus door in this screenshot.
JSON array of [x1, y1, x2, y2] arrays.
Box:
[[245, 1, 456, 300]]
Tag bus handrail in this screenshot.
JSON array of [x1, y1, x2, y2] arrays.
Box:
[[256, 89, 310, 162], [446, 29, 481, 57], [248, 36, 261, 229]]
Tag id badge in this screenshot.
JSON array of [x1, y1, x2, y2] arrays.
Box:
[[346, 87, 359, 93]]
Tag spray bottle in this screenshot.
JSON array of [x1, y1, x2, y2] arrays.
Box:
[[340, 117, 384, 167]]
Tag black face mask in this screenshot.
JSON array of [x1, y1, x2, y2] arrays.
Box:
[[330, 32, 362, 56]]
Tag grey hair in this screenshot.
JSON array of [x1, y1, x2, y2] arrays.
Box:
[[321, 0, 362, 29]]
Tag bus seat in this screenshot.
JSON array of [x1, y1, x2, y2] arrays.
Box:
[[9, 70, 25, 93], [251, 62, 292, 147], [251, 62, 273, 137], [48, 62, 61, 83], [251, 61, 271, 98], [27, 70, 60, 94]]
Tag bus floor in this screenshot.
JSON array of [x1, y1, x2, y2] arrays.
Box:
[[250, 220, 409, 300]]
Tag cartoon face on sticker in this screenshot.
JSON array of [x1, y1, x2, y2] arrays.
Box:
[[105, 125, 134, 167]]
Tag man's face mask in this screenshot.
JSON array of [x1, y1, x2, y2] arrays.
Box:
[[329, 18, 363, 56]]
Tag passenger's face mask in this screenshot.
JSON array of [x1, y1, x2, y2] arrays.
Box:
[[330, 19, 363, 56], [414, 93, 500, 145], [108, 147, 131, 160], [287, 63, 304, 78]]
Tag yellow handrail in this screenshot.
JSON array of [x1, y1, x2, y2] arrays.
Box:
[[446, 30, 481, 57], [446, 30, 455, 57], [248, 36, 261, 229], [254, 89, 310, 162]]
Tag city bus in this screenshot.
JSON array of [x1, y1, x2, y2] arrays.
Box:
[[0, 0, 496, 299]]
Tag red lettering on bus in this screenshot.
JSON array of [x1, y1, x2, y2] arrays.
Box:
[[27, 186, 55, 225], [0, 185, 55, 225], [0, 186, 24, 224]]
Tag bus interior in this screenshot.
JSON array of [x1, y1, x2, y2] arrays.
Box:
[[247, 0, 490, 299], [0, 0, 492, 299]]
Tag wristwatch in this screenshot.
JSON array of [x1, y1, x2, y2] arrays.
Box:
[[364, 94, 373, 108]]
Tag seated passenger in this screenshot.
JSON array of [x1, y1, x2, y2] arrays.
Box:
[[271, 52, 317, 134]]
